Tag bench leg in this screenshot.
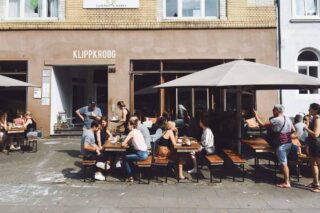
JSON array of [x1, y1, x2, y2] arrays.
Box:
[[241, 164, 245, 182], [84, 166, 87, 182], [165, 166, 168, 183], [138, 168, 141, 184], [210, 166, 213, 183]]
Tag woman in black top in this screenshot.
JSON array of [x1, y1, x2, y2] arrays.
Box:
[[304, 103, 320, 192], [24, 112, 36, 133], [117, 101, 131, 135], [157, 121, 185, 179], [96, 116, 112, 150]]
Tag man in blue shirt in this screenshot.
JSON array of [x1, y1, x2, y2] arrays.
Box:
[[76, 99, 102, 131]]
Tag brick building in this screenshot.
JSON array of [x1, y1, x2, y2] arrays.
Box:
[[0, 0, 278, 136]]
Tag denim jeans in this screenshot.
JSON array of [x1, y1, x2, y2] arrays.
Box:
[[124, 150, 148, 177], [276, 143, 292, 165]]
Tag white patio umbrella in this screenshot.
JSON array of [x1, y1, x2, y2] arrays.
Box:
[[155, 60, 320, 153], [0, 74, 37, 87]]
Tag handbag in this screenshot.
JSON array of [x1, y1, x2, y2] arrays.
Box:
[[157, 146, 171, 159], [266, 117, 286, 149]]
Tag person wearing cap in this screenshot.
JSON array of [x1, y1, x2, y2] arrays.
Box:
[[254, 104, 295, 188], [75, 99, 102, 131]]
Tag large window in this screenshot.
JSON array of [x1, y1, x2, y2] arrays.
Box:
[[298, 50, 319, 94], [165, 0, 219, 18], [7, 0, 58, 19], [293, 0, 320, 17]]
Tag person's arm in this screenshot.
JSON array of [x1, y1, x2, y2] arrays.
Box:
[[201, 129, 211, 148], [23, 119, 32, 130], [120, 109, 127, 122], [304, 118, 320, 138], [168, 130, 177, 146], [106, 129, 113, 139], [75, 108, 85, 122], [96, 129, 102, 150], [121, 131, 133, 147], [84, 143, 101, 155], [253, 110, 271, 127]]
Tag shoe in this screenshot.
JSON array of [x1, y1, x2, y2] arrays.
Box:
[[127, 177, 134, 183], [115, 161, 122, 168], [9, 145, 17, 151], [188, 168, 197, 174], [94, 172, 105, 181], [96, 162, 109, 170]]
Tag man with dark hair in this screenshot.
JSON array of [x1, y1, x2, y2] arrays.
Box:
[[188, 116, 215, 174], [81, 120, 109, 181], [76, 99, 102, 131]]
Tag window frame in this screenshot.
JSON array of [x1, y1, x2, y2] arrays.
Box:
[[5, 0, 59, 21], [297, 55, 320, 95], [292, 0, 320, 19], [163, 0, 220, 20]]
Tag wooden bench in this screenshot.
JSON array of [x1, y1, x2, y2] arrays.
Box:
[[288, 154, 311, 182], [205, 154, 224, 183], [223, 149, 246, 182], [153, 157, 169, 183], [81, 160, 96, 182], [136, 155, 153, 184]]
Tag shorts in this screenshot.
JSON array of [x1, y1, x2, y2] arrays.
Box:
[[276, 143, 292, 165], [309, 141, 320, 158]]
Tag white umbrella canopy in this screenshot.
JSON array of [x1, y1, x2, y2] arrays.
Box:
[[155, 60, 320, 90], [155, 60, 320, 154], [0, 74, 37, 87]]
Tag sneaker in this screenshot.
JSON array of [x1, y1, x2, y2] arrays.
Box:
[[96, 162, 110, 170], [188, 168, 197, 174], [127, 177, 134, 183], [115, 161, 122, 168], [94, 172, 105, 181]]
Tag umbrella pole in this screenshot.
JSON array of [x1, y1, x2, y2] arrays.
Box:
[[236, 87, 242, 154]]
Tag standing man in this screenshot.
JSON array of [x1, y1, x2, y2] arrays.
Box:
[[254, 105, 295, 188], [76, 99, 102, 132]]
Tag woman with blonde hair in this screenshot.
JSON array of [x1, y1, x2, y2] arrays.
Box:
[[156, 121, 185, 179]]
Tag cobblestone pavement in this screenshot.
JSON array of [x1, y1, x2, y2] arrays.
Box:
[[0, 138, 319, 213]]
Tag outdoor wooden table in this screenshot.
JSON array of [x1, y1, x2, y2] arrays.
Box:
[[174, 138, 201, 182], [103, 140, 127, 152], [242, 137, 277, 182], [103, 140, 129, 182], [6, 128, 25, 155]]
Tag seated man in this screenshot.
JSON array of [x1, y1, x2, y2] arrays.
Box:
[[81, 120, 110, 181]]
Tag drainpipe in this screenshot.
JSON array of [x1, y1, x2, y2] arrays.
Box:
[[275, 0, 282, 104]]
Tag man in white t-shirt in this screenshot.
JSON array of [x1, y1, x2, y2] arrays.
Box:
[[254, 104, 295, 188]]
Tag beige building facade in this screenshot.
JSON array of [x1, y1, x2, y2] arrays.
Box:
[[0, 0, 278, 136]]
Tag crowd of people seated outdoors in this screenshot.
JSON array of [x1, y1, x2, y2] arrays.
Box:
[[0, 110, 38, 153], [77, 100, 216, 182]]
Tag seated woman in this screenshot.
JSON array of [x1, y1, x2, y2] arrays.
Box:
[[96, 116, 113, 150], [188, 116, 215, 173], [157, 121, 185, 179], [23, 112, 37, 137], [121, 117, 148, 182]]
